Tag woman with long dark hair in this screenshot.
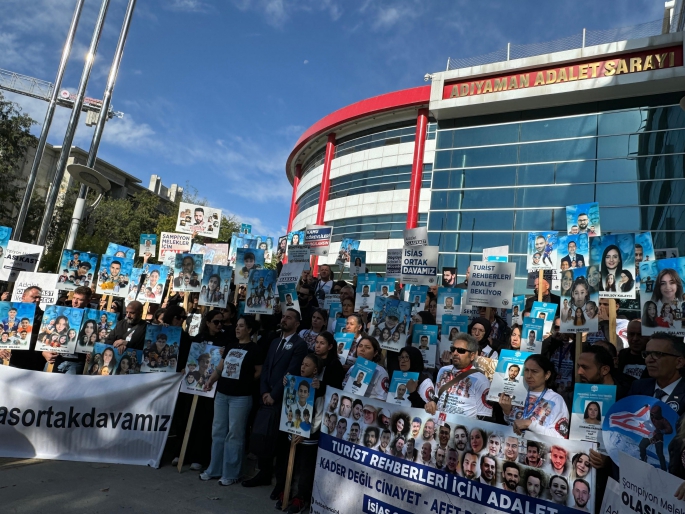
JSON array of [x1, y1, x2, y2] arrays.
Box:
[[299, 308, 327, 352], [342, 335, 388, 400], [312, 331, 345, 394], [619, 270, 635, 293], [600, 244, 622, 291]]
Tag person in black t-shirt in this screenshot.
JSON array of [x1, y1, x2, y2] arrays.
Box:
[[617, 319, 650, 380], [201, 316, 263, 486]]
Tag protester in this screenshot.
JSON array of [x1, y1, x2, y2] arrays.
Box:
[[627, 333, 685, 416], [499, 354, 569, 438], [200, 316, 262, 485], [343, 314, 365, 367], [312, 331, 345, 394], [577, 345, 631, 400], [524, 277, 560, 313], [397, 346, 435, 409], [105, 300, 147, 352], [477, 306, 510, 350], [243, 308, 307, 488], [299, 308, 327, 352], [468, 317, 499, 359], [4, 285, 44, 371], [431, 333, 492, 418], [341, 336, 388, 401], [45, 285, 93, 374], [312, 265, 334, 306], [273, 354, 324, 513], [542, 317, 575, 407], [617, 319, 650, 380], [499, 324, 522, 351]]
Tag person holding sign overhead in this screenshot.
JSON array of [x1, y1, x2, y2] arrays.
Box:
[[341, 336, 388, 401]]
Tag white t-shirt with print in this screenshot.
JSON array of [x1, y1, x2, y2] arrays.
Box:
[[435, 365, 492, 417], [506, 389, 570, 439]]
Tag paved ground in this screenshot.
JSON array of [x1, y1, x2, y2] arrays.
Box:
[[0, 456, 276, 513]]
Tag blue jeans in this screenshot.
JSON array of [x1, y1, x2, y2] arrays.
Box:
[[205, 392, 252, 479]]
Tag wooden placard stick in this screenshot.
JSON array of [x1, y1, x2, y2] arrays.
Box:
[[106, 294, 114, 311], [574, 332, 583, 383], [1, 352, 10, 366], [608, 299, 617, 347], [177, 395, 198, 473], [537, 269, 544, 302], [282, 438, 297, 511], [142, 302, 150, 320], [485, 307, 492, 320]]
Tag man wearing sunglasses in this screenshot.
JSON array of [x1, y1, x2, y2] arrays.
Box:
[[428, 333, 492, 419], [627, 332, 685, 416]]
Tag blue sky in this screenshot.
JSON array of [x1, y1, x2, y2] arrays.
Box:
[[1, 0, 663, 237]]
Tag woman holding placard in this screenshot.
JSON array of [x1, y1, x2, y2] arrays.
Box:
[[312, 331, 344, 394], [200, 316, 261, 485], [468, 317, 498, 360], [398, 346, 435, 410], [341, 336, 388, 400], [499, 354, 569, 438], [299, 308, 327, 352]]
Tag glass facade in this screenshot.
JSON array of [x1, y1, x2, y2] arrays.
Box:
[[295, 185, 321, 215], [429, 93, 685, 293], [329, 213, 428, 242]]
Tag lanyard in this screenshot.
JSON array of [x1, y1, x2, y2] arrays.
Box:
[[523, 389, 547, 419]]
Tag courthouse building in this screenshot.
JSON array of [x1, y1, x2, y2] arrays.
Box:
[[286, 8, 685, 293]]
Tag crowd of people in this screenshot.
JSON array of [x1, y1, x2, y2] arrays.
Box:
[[2, 261, 685, 514]]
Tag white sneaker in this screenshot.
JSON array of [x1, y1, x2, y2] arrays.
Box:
[[190, 463, 203, 471], [171, 457, 179, 466], [218, 478, 239, 486], [199, 472, 214, 481]]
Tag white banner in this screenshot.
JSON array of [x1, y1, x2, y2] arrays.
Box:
[[401, 245, 439, 286], [0, 366, 181, 467], [0, 241, 43, 282], [619, 452, 685, 514], [12, 271, 59, 310], [463, 261, 516, 309], [403, 227, 428, 247], [159, 232, 192, 267], [175, 202, 222, 239], [277, 262, 305, 287]]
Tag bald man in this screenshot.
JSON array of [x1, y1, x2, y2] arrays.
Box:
[[105, 300, 147, 353]]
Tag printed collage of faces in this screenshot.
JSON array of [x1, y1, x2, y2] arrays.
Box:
[[127, 264, 169, 305], [142, 325, 182, 372], [175, 202, 221, 238], [323, 388, 595, 512], [86, 343, 143, 376], [173, 253, 204, 293], [180, 342, 224, 397], [198, 264, 232, 309], [640, 256, 685, 336], [96, 255, 133, 297], [369, 297, 412, 352], [0, 301, 36, 351], [34, 305, 84, 354], [57, 250, 99, 291], [229, 233, 273, 266]]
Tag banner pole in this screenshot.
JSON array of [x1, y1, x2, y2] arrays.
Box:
[[537, 269, 543, 302], [177, 395, 198, 473], [608, 299, 617, 346], [574, 332, 583, 382], [282, 438, 297, 510], [106, 294, 113, 311], [142, 301, 149, 320]]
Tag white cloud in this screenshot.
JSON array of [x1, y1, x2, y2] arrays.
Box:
[[230, 0, 343, 27], [165, 0, 211, 13], [303, 59, 309, 64]]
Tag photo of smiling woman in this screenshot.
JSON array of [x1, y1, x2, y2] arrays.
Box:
[[591, 233, 636, 300], [560, 268, 598, 333], [639, 257, 685, 336]]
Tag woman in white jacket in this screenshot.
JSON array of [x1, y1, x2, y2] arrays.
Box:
[[499, 354, 570, 439]]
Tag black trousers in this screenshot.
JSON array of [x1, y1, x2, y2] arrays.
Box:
[[275, 437, 318, 502]]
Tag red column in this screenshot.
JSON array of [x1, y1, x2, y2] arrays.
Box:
[[312, 133, 336, 277], [316, 133, 336, 225], [286, 164, 301, 232], [406, 108, 428, 229]]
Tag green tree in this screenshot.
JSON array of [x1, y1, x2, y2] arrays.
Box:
[[0, 91, 37, 224]]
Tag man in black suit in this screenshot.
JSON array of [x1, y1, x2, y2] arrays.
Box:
[[560, 240, 585, 269], [524, 277, 560, 314], [627, 332, 685, 416], [243, 308, 307, 488]]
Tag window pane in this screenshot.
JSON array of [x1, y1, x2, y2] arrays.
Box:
[[453, 146, 519, 168], [450, 124, 519, 148], [519, 138, 596, 163], [434, 150, 452, 169], [514, 209, 553, 231], [597, 159, 638, 182], [436, 131, 454, 149], [456, 232, 512, 253], [520, 115, 597, 142], [638, 154, 685, 180], [595, 183, 639, 206], [597, 135, 637, 159], [598, 109, 648, 135], [461, 189, 515, 209], [517, 164, 554, 186], [464, 167, 516, 188], [639, 180, 685, 206], [515, 184, 594, 208], [556, 161, 596, 183], [459, 211, 514, 231], [599, 207, 640, 232]]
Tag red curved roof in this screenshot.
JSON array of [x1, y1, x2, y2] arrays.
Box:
[[286, 85, 431, 182]]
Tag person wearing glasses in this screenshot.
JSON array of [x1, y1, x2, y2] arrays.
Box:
[[627, 332, 685, 416], [428, 333, 492, 418]]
